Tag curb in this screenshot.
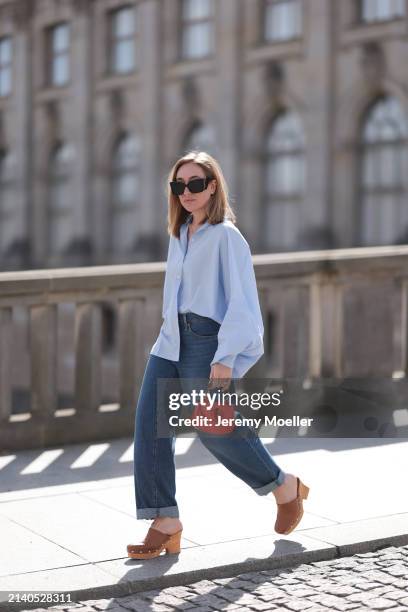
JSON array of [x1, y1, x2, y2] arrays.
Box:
[[3, 532, 408, 612]]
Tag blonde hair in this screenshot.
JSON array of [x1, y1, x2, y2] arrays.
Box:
[[166, 150, 237, 238]]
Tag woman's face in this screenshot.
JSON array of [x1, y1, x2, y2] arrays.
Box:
[[175, 162, 216, 217]]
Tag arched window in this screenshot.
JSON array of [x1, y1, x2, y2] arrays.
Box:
[[111, 132, 141, 252], [183, 120, 216, 156], [0, 36, 13, 97], [108, 5, 137, 74], [359, 0, 405, 23], [359, 95, 408, 245], [0, 149, 15, 252], [48, 142, 74, 255], [264, 0, 302, 42], [47, 23, 70, 87], [263, 110, 305, 250], [180, 0, 214, 60]]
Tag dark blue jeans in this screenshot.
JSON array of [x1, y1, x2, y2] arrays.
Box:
[[133, 311, 285, 519]]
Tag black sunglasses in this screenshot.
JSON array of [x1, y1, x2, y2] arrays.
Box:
[[170, 177, 211, 196]]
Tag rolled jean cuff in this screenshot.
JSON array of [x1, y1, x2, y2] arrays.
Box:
[[136, 505, 179, 519], [252, 469, 286, 496]]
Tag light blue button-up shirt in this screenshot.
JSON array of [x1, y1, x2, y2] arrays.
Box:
[[150, 213, 264, 379]]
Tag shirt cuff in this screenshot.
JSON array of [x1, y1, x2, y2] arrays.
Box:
[[210, 354, 236, 369]]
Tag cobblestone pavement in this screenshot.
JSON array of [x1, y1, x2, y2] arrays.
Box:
[[22, 544, 408, 612]]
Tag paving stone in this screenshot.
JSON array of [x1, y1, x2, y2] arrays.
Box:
[[376, 556, 405, 564], [279, 599, 316, 611], [302, 608, 334, 612], [308, 593, 361, 610], [390, 578, 408, 588], [397, 598, 408, 606], [52, 544, 408, 612], [238, 574, 270, 584], [349, 587, 398, 602], [382, 590, 408, 601], [387, 566, 408, 577], [107, 608, 131, 612], [363, 598, 400, 610], [80, 601, 130, 611], [328, 561, 358, 570], [348, 581, 387, 591], [57, 602, 96, 612], [270, 577, 302, 585], [113, 596, 172, 612], [246, 602, 279, 611], [160, 586, 195, 598], [352, 563, 381, 572], [311, 560, 338, 568], [284, 587, 319, 597], [329, 576, 365, 587], [46, 606, 80, 611], [49, 605, 85, 610], [362, 570, 400, 584], [254, 586, 287, 599], [213, 588, 259, 605], [303, 578, 335, 588], [181, 608, 213, 612], [222, 579, 258, 591], [188, 579, 218, 595], [99, 606, 144, 612], [145, 592, 196, 608], [75, 601, 108, 609], [205, 603, 242, 611], [187, 592, 236, 609], [324, 585, 360, 596]]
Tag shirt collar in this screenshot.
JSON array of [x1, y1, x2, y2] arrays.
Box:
[[184, 213, 209, 232], [179, 213, 210, 247]]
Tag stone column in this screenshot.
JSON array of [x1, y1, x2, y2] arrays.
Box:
[[301, 0, 335, 249], [138, 0, 162, 248], [214, 0, 241, 203], [12, 1, 33, 265], [70, 0, 91, 256]]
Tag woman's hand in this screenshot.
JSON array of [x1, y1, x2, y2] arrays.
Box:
[[208, 363, 232, 392]]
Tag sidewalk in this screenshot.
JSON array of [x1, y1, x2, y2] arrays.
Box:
[[1, 435, 407, 610]]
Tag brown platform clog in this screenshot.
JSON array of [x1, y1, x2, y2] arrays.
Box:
[[274, 477, 310, 535], [127, 526, 182, 559]]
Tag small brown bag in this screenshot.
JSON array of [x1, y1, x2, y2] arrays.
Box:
[[192, 395, 236, 435]]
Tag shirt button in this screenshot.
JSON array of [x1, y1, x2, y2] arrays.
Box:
[[176, 274, 181, 279]]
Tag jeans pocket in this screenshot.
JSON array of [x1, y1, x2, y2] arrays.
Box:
[[189, 316, 220, 338]]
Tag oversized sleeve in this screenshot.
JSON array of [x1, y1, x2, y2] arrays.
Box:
[[161, 235, 175, 318], [210, 227, 264, 378]]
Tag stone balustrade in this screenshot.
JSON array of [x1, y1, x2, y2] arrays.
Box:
[[0, 244, 407, 451]]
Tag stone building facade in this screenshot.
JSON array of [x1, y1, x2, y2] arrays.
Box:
[[0, 0, 408, 272]]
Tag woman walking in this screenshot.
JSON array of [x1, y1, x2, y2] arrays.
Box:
[[127, 151, 309, 559]]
